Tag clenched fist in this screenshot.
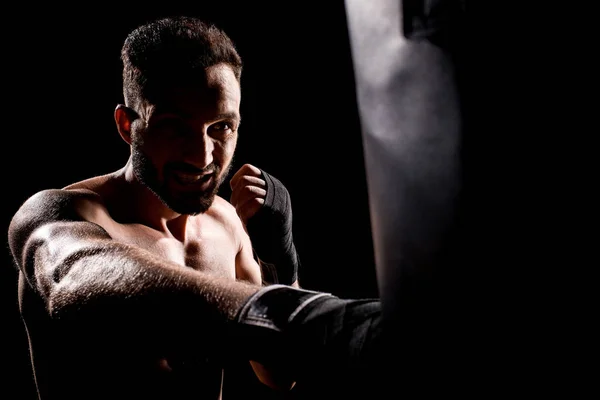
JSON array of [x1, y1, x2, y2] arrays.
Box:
[[229, 163, 267, 226], [228, 163, 299, 286]]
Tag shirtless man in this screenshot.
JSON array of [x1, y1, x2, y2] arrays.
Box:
[[8, 16, 297, 400]]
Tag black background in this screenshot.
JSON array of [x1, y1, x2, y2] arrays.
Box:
[[2, 1, 378, 398]]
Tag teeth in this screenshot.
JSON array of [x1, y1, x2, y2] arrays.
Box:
[[175, 172, 205, 184]]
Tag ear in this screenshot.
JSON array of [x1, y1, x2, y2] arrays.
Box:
[[114, 104, 138, 145]]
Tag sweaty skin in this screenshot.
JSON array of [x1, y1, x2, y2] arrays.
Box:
[[8, 63, 293, 400]]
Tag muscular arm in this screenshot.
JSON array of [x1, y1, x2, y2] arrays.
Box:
[[9, 188, 381, 397], [8, 189, 260, 357]]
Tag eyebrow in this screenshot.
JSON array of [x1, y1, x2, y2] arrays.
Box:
[[215, 112, 241, 124], [151, 110, 241, 124]]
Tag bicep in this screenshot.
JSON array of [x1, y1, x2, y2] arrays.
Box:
[[235, 231, 262, 285], [8, 189, 112, 291], [21, 221, 112, 296]]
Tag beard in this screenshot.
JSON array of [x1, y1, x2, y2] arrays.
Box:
[[131, 141, 232, 215]]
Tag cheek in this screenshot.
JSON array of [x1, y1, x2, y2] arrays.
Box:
[[136, 138, 180, 170], [215, 137, 237, 162]]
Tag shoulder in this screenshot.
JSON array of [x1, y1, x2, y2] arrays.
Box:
[[8, 188, 104, 249], [208, 195, 243, 227], [208, 197, 262, 284], [205, 195, 250, 248], [62, 173, 114, 192], [14, 172, 113, 220], [11, 188, 102, 224], [23, 171, 119, 221]]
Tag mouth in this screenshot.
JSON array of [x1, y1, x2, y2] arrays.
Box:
[[172, 170, 215, 188]]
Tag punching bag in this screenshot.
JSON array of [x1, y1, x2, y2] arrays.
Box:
[[344, 0, 467, 395]]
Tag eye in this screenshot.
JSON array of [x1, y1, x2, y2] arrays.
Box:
[[209, 121, 237, 138], [211, 121, 233, 132]]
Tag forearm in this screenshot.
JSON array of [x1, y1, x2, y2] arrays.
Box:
[[257, 257, 300, 287], [245, 169, 299, 286]]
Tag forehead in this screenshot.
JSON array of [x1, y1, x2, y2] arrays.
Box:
[[149, 64, 241, 118]]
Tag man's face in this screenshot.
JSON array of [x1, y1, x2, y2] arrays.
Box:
[[131, 64, 241, 215]]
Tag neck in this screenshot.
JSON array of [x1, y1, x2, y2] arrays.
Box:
[[117, 158, 191, 239]]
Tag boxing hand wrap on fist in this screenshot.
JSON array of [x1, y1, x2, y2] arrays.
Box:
[[230, 164, 299, 285]]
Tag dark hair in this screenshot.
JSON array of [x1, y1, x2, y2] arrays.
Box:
[[121, 16, 243, 109]]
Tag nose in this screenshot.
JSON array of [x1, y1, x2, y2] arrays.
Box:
[[182, 129, 214, 170]]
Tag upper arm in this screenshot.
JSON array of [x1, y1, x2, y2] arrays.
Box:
[[8, 189, 112, 294], [212, 196, 261, 285], [235, 220, 263, 286]]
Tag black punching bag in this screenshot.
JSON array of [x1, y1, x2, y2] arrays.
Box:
[[345, 0, 467, 395]]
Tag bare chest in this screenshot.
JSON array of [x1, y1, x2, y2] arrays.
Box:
[[107, 222, 238, 279]]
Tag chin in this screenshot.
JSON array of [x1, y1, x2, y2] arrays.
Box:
[[169, 193, 216, 215]]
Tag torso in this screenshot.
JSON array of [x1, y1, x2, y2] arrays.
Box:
[[20, 174, 259, 400], [97, 202, 239, 280], [70, 174, 243, 279]]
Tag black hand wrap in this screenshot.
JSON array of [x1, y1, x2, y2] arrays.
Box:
[[246, 170, 299, 285], [230, 284, 383, 398]]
